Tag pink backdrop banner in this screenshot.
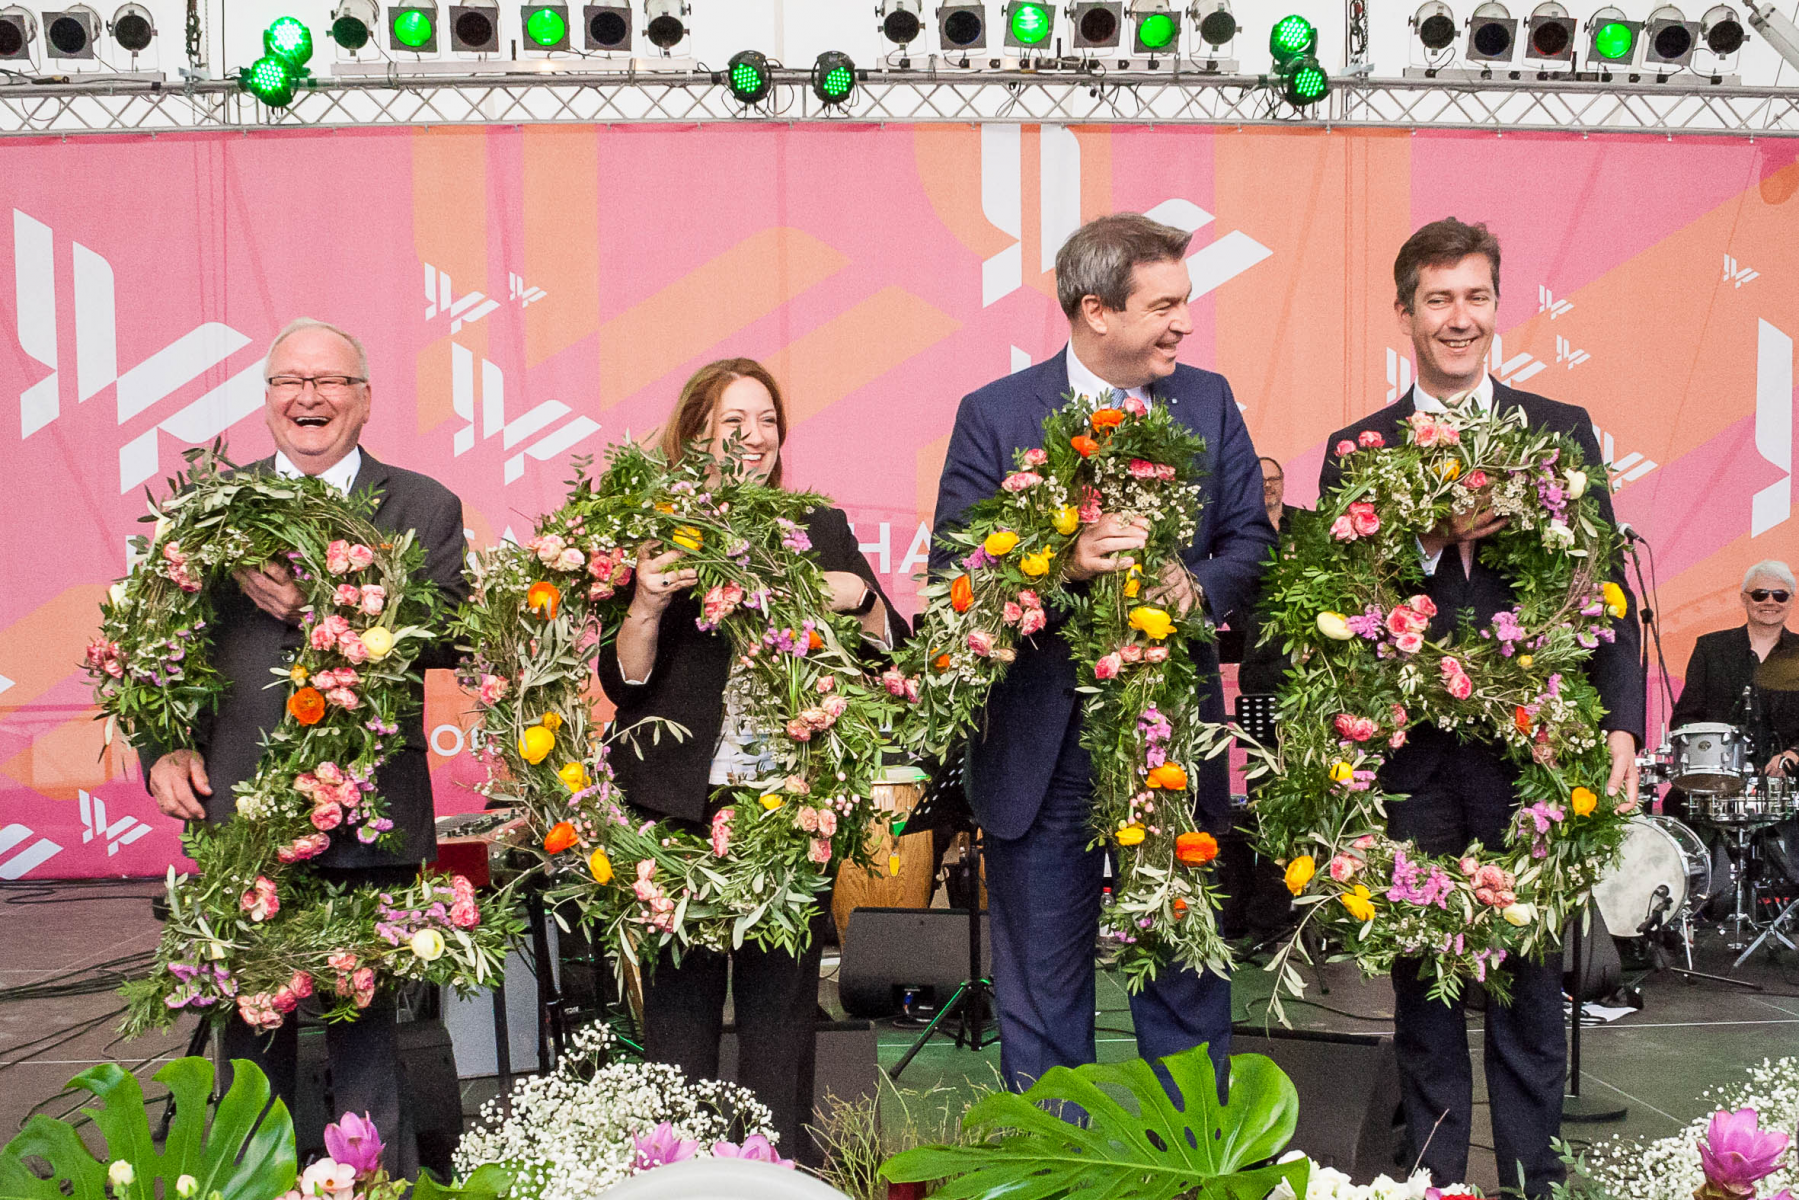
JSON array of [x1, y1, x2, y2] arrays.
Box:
[[3, 123, 1796, 878]]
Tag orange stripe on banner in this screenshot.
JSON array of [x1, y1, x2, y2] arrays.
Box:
[[916, 433, 951, 533], [912, 126, 1017, 262], [594, 228, 849, 407], [0, 585, 109, 710], [0, 713, 130, 800], [523, 126, 600, 371], [413, 128, 490, 435], [776, 289, 962, 426]]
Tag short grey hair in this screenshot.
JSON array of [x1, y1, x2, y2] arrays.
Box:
[[266, 318, 370, 379], [1743, 560, 1797, 592], [1054, 213, 1192, 319]]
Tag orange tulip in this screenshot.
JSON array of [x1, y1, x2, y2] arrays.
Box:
[[1146, 763, 1189, 790], [543, 821, 578, 854], [1172, 897, 1189, 920], [1175, 831, 1218, 866], [1514, 706, 1533, 736], [1071, 435, 1099, 458], [287, 686, 326, 726], [808, 629, 824, 651], [933, 652, 952, 671], [1090, 408, 1125, 430], [526, 580, 561, 619], [950, 575, 973, 612]]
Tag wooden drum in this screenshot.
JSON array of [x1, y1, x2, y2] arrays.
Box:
[[831, 768, 934, 947]]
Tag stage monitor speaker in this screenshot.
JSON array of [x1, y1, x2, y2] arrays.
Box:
[[1230, 1026, 1403, 1181], [837, 906, 990, 1019], [720, 1018, 877, 1168], [293, 1019, 462, 1175]]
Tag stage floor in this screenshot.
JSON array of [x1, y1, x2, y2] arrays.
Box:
[[7, 881, 1799, 1195]]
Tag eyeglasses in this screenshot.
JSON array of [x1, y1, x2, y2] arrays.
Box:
[[1749, 589, 1792, 603], [266, 375, 366, 399]]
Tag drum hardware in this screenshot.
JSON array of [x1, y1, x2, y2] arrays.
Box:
[[1733, 895, 1799, 968], [1730, 818, 1799, 968]]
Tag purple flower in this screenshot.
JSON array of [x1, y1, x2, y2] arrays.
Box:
[[961, 547, 995, 571], [1698, 1107, 1789, 1194], [633, 1122, 699, 1171], [323, 1111, 385, 1175], [710, 1135, 793, 1168]]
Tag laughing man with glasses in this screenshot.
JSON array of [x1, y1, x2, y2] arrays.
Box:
[[1670, 560, 1799, 785]]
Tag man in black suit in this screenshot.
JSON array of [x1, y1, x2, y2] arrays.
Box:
[[144, 319, 468, 1173], [1318, 220, 1645, 1197]]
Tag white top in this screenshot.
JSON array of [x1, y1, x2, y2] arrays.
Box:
[[1065, 343, 1150, 407], [1407, 373, 1492, 577], [273, 447, 363, 494]]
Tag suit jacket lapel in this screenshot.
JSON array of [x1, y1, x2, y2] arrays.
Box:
[[349, 450, 390, 516]]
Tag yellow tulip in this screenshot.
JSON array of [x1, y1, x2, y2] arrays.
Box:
[[1115, 824, 1147, 846], [1519, 655, 1534, 667], [1284, 855, 1315, 896], [588, 847, 613, 884], [1128, 606, 1176, 640], [1316, 611, 1355, 641], [983, 529, 1019, 557], [1124, 564, 1142, 599], [1570, 786, 1597, 817], [759, 793, 784, 811], [1602, 581, 1628, 619], [518, 725, 555, 765], [1436, 458, 1462, 481], [289, 665, 309, 684], [540, 712, 564, 731], [361, 626, 394, 661], [654, 502, 675, 514], [671, 526, 704, 552], [558, 762, 592, 792], [1328, 760, 1354, 784], [1020, 549, 1055, 578], [1340, 885, 1376, 922], [1052, 506, 1081, 536]]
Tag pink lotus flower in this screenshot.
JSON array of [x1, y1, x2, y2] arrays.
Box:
[[1018, 607, 1047, 637], [1002, 470, 1043, 491], [1358, 430, 1385, 449], [1348, 501, 1380, 537], [1335, 439, 1357, 457], [967, 630, 994, 657], [324, 1111, 385, 1176], [633, 1123, 699, 1171], [1094, 653, 1123, 681], [1697, 1107, 1790, 1196], [710, 1135, 793, 1168]]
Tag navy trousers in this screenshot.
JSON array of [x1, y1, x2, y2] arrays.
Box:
[[1387, 743, 1566, 1197], [982, 707, 1232, 1095]]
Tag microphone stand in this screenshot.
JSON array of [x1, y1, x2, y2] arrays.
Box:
[[1621, 532, 1675, 742], [1563, 899, 1627, 1123]]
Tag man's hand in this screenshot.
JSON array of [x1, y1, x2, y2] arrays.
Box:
[[1418, 509, 1510, 560], [1148, 558, 1202, 616], [1605, 729, 1640, 814], [233, 561, 306, 625], [149, 749, 211, 821], [1065, 514, 1148, 582]]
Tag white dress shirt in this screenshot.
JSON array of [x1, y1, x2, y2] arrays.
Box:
[[1066, 343, 1150, 407], [273, 447, 363, 494], [1408, 372, 1492, 576]]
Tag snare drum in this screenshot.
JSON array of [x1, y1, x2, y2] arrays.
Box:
[[1669, 723, 1749, 795], [1592, 816, 1711, 937], [1697, 776, 1798, 826]]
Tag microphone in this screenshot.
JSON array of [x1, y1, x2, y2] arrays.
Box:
[[1617, 522, 1644, 543]]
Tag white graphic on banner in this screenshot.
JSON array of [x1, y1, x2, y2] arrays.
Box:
[[1538, 286, 1574, 319], [1753, 318, 1793, 537], [424, 263, 501, 334], [980, 125, 1024, 307], [509, 273, 549, 308], [851, 520, 933, 579], [1555, 335, 1591, 369], [0, 823, 62, 879], [1725, 255, 1760, 289], [1594, 427, 1659, 487], [1142, 199, 1274, 305], [11, 209, 266, 492], [1386, 348, 1414, 403], [78, 789, 152, 856], [450, 343, 601, 485]]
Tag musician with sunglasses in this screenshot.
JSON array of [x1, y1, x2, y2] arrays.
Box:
[[1671, 561, 1799, 787]]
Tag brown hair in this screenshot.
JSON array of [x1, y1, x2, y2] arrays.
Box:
[[658, 358, 789, 488], [1394, 217, 1502, 312], [1055, 212, 1194, 318]]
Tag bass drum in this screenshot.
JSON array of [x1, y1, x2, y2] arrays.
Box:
[[1591, 816, 1712, 938]]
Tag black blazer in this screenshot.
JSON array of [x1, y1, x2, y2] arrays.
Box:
[[138, 452, 468, 869], [1318, 383, 1646, 792], [1672, 626, 1799, 759], [595, 506, 903, 826]]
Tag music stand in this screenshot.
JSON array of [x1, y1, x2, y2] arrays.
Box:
[[886, 757, 996, 1080]]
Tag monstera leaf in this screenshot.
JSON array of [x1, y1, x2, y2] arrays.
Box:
[[0, 1057, 296, 1200], [880, 1045, 1308, 1200], [415, 1165, 514, 1200]]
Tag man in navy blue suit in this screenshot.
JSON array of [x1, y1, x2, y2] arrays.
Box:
[[1319, 219, 1645, 1196], [932, 213, 1277, 1092]]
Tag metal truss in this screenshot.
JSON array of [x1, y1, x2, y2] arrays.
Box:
[[1, 67, 1795, 138]]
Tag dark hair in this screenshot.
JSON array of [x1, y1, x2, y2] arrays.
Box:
[[659, 358, 789, 489], [1055, 213, 1193, 319], [1258, 456, 1284, 477], [1394, 217, 1501, 312]]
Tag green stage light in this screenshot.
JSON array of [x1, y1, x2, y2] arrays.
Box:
[[264, 15, 312, 65], [392, 6, 436, 50], [1593, 19, 1634, 58], [1269, 12, 1315, 62], [1137, 11, 1177, 49], [812, 49, 856, 104], [525, 5, 567, 46], [1280, 55, 1328, 103], [726, 48, 772, 103], [241, 53, 297, 106], [1007, 1, 1052, 46]]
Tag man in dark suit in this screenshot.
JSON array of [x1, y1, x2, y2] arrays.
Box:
[[1318, 219, 1645, 1197], [933, 213, 1276, 1092], [144, 319, 468, 1173]]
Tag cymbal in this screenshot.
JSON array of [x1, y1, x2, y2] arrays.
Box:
[[1756, 649, 1799, 691]]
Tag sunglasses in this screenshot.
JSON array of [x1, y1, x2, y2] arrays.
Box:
[[1749, 589, 1792, 603]]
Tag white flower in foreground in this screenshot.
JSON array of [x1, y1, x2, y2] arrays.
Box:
[[107, 1161, 135, 1191]]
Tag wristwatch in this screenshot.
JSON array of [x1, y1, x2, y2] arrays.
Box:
[[850, 583, 878, 616]]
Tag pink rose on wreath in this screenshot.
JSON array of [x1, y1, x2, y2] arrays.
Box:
[[1335, 439, 1357, 458], [240, 876, 280, 922], [335, 584, 363, 607], [338, 633, 371, 665], [238, 993, 283, 1031], [1347, 500, 1381, 537], [1352, 835, 1378, 850], [880, 668, 908, 697], [311, 614, 352, 651], [815, 809, 838, 838], [325, 540, 354, 575], [1359, 430, 1385, 449], [1078, 486, 1103, 525], [350, 967, 376, 1008], [796, 806, 820, 833], [1145, 645, 1169, 663], [1329, 854, 1362, 882], [967, 630, 994, 658], [1334, 713, 1378, 742], [784, 718, 813, 742], [1391, 704, 1409, 726], [1394, 631, 1425, 655], [1023, 448, 1049, 467], [1462, 469, 1489, 490], [1002, 471, 1043, 492], [358, 585, 386, 615], [449, 899, 481, 928], [1387, 604, 1429, 636], [1329, 515, 1356, 541], [710, 809, 733, 858], [289, 970, 314, 1000], [1121, 395, 1148, 417], [311, 801, 343, 832], [1128, 459, 1161, 480], [328, 951, 359, 972], [325, 687, 360, 710], [1003, 602, 1023, 625], [1407, 594, 1438, 618], [1439, 656, 1474, 700], [1018, 607, 1047, 637], [1094, 653, 1123, 681], [1120, 645, 1144, 664], [808, 838, 833, 865], [1459, 856, 1480, 875], [555, 547, 585, 573], [798, 707, 832, 731], [904, 678, 920, 703], [1471, 864, 1516, 907], [477, 673, 509, 705], [1388, 730, 1408, 749]]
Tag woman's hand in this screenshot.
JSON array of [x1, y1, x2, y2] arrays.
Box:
[[629, 543, 697, 618], [822, 570, 871, 613]]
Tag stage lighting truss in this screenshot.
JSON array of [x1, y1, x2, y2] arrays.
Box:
[[1131, 0, 1180, 57], [330, 0, 378, 52], [0, 6, 34, 60], [937, 3, 987, 58], [1004, 1, 1053, 51], [1525, 2, 1576, 64], [1071, 2, 1122, 51], [390, 4, 439, 53], [44, 5, 99, 59], [522, 5, 571, 51], [109, 2, 153, 55], [1587, 6, 1641, 68], [643, 0, 686, 53], [880, 0, 923, 47], [1467, 2, 1518, 62], [582, 2, 628, 50], [1644, 5, 1700, 68], [449, 0, 498, 53], [724, 48, 772, 104]]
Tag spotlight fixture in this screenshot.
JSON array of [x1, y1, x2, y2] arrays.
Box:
[[811, 49, 856, 103], [880, 0, 922, 44], [1524, 1, 1575, 61], [522, 4, 569, 48], [725, 48, 771, 103], [1191, 1, 1234, 47], [109, 2, 152, 51], [329, 0, 377, 49], [264, 13, 312, 64], [1748, 2, 1799, 73], [1586, 5, 1640, 64], [1700, 4, 1745, 54], [1413, 1, 1456, 50], [582, 2, 628, 48], [1004, 0, 1052, 49], [1131, 0, 1179, 52], [449, 1, 498, 51], [643, 0, 685, 49], [1279, 55, 1328, 103], [389, 4, 438, 51], [938, 3, 986, 51], [1643, 4, 1699, 65], [1467, 2, 1517, 60], [44, 5, 99, 58], [0, 6, 36, 59], [1268, 12, 1316, 63], [241, 53, 298, 104], [1071, 1, 1122, 49]]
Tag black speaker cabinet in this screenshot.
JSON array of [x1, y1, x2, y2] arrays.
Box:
[[719, 1018, 877, 1168], [292, 1018, 462, 1176], [1230, 1026, 1404, 1181], [838, 906, 991, 1019]]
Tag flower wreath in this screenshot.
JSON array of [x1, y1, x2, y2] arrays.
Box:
[[456, 446, 903, 970], [888, 393, 1230, 991], [90, 449, 519, 1038], [1242, 404, 1633, 1003]]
